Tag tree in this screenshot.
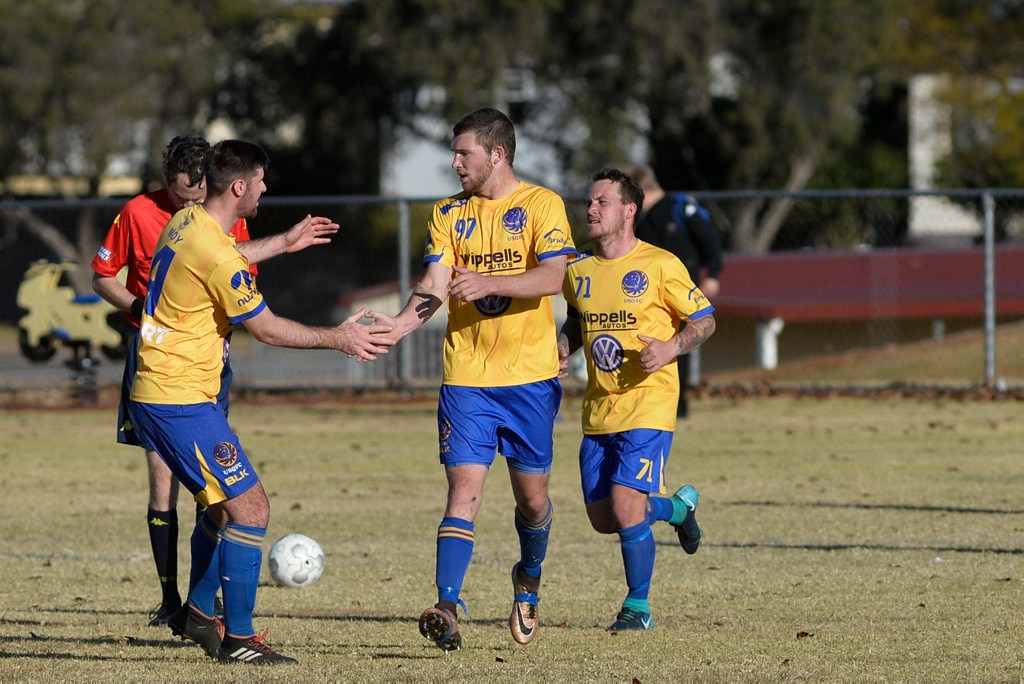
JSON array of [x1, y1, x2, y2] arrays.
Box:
[[339, 0, 896, 253], [0, 0, 247, 289], [887, 0, 1024, 189], [643, 0, 897, 252], [204, 1, 402, 195]]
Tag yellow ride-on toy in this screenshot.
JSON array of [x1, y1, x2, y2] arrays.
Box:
[[16, 259, 129, 369]]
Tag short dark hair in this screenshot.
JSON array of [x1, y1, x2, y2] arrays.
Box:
[[592, 167, 645, 212], [162, 135, 209, 187], [452, 108, 516, 165], [204, 139, 269, 197]]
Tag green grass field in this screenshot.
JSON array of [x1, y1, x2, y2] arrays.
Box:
[[2, 394, 1023, 682]]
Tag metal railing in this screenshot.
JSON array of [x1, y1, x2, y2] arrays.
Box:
[[3, 188, 1023, 393]]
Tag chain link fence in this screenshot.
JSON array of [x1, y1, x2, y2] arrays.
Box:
[[3, 189, 1023, 397]]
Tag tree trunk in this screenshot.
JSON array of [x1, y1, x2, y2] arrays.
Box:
[[730, 148, 822, 254]]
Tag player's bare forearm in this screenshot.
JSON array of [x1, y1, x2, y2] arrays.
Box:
[[92, 272, 136, 312], [243, 307, 395, 361], [369, 261, 450, 339], [366, 285, 446, 343]]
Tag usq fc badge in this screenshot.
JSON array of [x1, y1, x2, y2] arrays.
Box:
[[621, 270, 648, 298]]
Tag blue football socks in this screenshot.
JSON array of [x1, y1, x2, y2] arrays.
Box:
[[186, 512, 221, 617], [515, 499, 552, 580], [435, 517, 474, 608], [219, 522, 266, 637], [618, 520, 655, 602]]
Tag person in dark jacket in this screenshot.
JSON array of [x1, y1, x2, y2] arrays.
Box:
[[629, 166, 723, 418]]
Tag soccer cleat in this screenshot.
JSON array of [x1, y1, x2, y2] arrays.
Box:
[[672, 484, 702, 554], [168, 604, 224, 658], [218, 629, 297, 665], [147, 601, 181, 627], [607, 607, 654, 632], [419, 604, 462, 652], [509, 563, 540, 645]]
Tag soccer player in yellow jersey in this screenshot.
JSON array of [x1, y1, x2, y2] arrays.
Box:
[[91, 134, 339, 628], [370, 108, 576, 652], [129, 139, 395, 665], [558, 168, 716, 632]]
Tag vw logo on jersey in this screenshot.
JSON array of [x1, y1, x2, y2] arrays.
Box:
[[621, 270, 649, 298], [475, 294, 512, 316], [231, 269, 255, 293], [213, 441, 239, 468], [591, 334, 624, 373], [502, 207, 527, 235]]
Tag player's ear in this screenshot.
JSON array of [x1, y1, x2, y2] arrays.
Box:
[[231, 178, 246, 198]]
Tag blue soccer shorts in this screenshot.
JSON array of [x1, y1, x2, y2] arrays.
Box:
[[128, 401, 260, 507], [579, 429, 674, 504], [118, 332, 233, 448], [437, 378, 562, 474]]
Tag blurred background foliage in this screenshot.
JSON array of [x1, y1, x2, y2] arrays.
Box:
[[1, 0, 1023, 261]]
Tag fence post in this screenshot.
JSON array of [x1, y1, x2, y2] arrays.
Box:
[[982, 192, 995, 387], [397, 199, 412, 388]]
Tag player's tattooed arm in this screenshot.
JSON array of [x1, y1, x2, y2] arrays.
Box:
[[412, 287, 443, 321], [557, 311, 583, 378], [676, 315, 716, 356], [366, 261, 450, 340]]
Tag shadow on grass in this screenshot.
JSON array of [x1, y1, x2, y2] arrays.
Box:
[[725, 499, 1024, 515], [712, 540, 1024, 554], [658, 499, 1024, 554], [5, 605, 423, 625]]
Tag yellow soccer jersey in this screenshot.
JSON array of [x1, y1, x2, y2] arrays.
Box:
[[563, 240, 714, 434], [425, 181, 576, 387], [131, 205, 265, 405]]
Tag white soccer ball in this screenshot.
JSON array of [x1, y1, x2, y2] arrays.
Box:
[[268, 533, 325, 588]]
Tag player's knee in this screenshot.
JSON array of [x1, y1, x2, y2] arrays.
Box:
[[585, 507, 617, 534]]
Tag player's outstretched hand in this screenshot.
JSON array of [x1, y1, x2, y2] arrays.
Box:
[[334, 308, 395, 361], [284, 214, 340, 253]]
